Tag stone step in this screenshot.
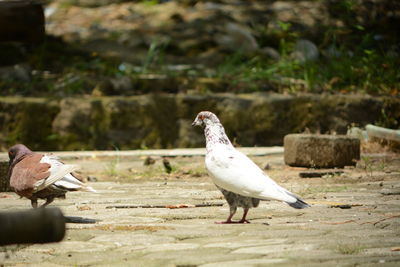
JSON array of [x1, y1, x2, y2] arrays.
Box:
[[284, 134, 360, 168]]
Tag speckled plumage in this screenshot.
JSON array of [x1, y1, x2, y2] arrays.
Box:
[[192, 111, 310, 224]]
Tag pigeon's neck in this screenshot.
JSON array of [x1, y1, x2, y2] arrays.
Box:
[[204, 123, 233, 152]]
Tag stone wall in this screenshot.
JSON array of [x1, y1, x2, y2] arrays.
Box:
[[0, 94, 398, 151]]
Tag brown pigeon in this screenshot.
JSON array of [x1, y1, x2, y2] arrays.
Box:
[[8, 144, 96, 208]]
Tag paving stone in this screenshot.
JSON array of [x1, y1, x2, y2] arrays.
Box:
[[1, 150, 399, 266], [25, 241, 115, 253], [284, 134, 360, 168], [200, 258, 287, 267], [90, 233, 175, 246]]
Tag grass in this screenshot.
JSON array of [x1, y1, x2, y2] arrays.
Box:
[[214, 46, 399, 95], [298, 185, 349, 197], [1, 16, 398, 98], [138, 166, 165, 179], [357, 155, 388, 177], [104, 149, 121, 177], [104, 158, 119, 177], [183, 167, 208, 177], [336, 243, 364, 255]]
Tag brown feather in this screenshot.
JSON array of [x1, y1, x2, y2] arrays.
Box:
[[9, 153, 50, 198]]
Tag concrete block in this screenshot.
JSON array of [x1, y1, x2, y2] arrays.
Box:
[[284, 134, 360, 168], [0, 160, 11, 192]]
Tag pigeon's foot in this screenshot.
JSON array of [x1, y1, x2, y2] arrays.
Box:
[[238, 219, 251, 224], [31, 199, 38, 209], [39, 197, 55, 208]]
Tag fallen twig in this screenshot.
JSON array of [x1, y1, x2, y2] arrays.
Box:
[[105, 203, 224, 209], [359, 214, 400, 225], [321, 214, 400, 225]]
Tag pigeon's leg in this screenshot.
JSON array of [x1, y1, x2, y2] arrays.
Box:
[[238, 208, 251, 224], [216, 205, 237, 224], [31, 199, 38, 208], [39, 197, 55, 208]]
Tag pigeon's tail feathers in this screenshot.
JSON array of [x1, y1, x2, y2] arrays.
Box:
[[54, 173, 97, 193], [81, 185, 97, 193], [285, 190, 310, 209], [287, 197, 310, 209]]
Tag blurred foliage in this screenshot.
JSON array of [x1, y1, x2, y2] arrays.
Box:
[[215, 46, 399, 95], [0, 0, 399, 96]]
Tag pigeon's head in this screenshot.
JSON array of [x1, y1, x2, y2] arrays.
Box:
[[192, 111, 220, 127], [8, 144, 32, 165]]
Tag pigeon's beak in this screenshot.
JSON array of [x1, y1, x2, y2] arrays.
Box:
[[192, 118, 201, 127]]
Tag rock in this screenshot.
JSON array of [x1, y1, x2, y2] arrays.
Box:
[[325, 45, 342, 58], [109, 76, 133, 94], [260, 47, 280, 61], [347, 127, 368, 141], [263, 163, 271, 170], [0, 94, 399, 150], [144, 156, 156, 166], [291, 39, 319, 63], [215, 22, 259, 54], [0, 161, 11, 192], [0, 98, 60, 151], [269, 1, 329, 36], [87, 176, 98, 182], [0, 64, 31, 82], [284, 134, 360, 168], [52, 98, 93, 149], [162, 158, 172, 174]]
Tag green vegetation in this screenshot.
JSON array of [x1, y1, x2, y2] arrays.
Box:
[[104, 148, 121, 177], [336, 243, 364, 255], [1, 1, 398, 97], [215, 48, 399, 95], [2, 31, 398, 97], [298, 185, 349, 197], [358, 155, 388, 177]]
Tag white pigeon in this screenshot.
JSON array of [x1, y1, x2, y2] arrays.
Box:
[[192, 111, 310, 223]]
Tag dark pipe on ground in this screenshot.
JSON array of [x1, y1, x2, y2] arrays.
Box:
[[0, 207, 65, 246]]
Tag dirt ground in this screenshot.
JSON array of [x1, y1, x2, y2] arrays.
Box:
[[1, 148, 399, 266]]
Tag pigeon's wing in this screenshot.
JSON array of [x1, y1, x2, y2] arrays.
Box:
[[206, 147, 297, 203], [9, 154, 52, 196], [32, 154, 83, 192], [38, 154, 96, 192]]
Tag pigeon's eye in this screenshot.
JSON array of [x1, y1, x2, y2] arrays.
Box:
[[199, 115, 204, 120]]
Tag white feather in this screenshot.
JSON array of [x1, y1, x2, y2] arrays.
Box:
[[205, 145, 298, 203], [33, 163, 79, 192], [33, 154, 96, 193]]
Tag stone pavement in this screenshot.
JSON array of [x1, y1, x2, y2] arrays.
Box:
[[1, 149, 399, 266]]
